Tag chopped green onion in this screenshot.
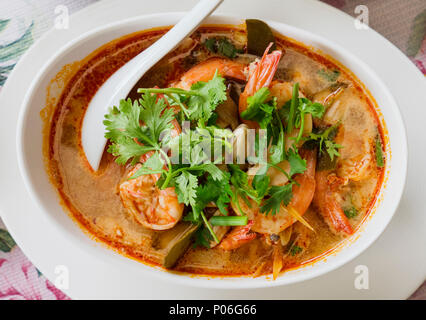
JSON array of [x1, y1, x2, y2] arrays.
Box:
[[290, 245, 302, 256], [210, 215, 248, 226], [343, 206, 358, 219]]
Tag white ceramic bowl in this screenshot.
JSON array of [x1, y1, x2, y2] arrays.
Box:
[[16, 13, 407, 289]]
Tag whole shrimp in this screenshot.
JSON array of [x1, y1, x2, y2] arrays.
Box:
[[120, 163, 184, 231]]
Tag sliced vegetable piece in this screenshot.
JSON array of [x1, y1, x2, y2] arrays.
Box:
[[288, 206, 314, 231], [279, 225, 293, 246], [375, 135, 385, 168], [246, 19, 276, 56], [272, 244, 283, 280], [153, 222, 200, 268]]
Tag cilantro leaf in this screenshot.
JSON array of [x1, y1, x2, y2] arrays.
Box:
[[252, 173, 270, 199], [324, 139, 342, 160], [294, 98, 325, 143], [130, 152, 164, 179], [139, 93, 175, 143], [193, 226, 213, 248], [183, 210, 200, 224], [290, 245, 303, 256], [196, 174, 233, 215], [343, 206, 358, 219], [202, 163, 226, 181], [217, 38, 239, 58], [298, 98, 325, 119], [104, 99, 144, 142], [107, 137, 154, 165], [203, 37, 240, 59], [307, 124, 342, 161], [138, 72, 227, 122], [287, 148, 307, 176], [260, 183, 294, 216], [187, 71, 227, 120], [228, 164, 248, 187], [104, 95, 174, 165], [175, 171, 198, 207], [240, 87, 275, 129], [204, 38, 216, 52]]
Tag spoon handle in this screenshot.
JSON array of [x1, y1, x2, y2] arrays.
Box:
[[82, 0, 224, 171]]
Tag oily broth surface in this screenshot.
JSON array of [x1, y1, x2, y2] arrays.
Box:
[[45, 27, 384, 276]]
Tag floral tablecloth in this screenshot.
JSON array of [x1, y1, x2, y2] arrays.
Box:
[[0, 0, 425, 300]]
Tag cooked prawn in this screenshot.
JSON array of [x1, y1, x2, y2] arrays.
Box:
[[239, 43, 282, 127], [218, 220, 257, 250], [313, 169, 353, 235], [335, 128, 374, 182], [120, 165, 184, 230], [239, 43, 282, 112], [173, 57, 246, 90]]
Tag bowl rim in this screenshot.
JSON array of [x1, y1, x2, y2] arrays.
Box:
[[16, 12, 408, 289]]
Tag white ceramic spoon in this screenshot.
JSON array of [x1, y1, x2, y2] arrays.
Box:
[[82, 0, 223, 171]]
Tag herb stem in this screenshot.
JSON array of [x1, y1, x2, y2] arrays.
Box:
[[287, 82, 299, 134], [138, 88, 201, 97], [165, 93, 191, 118], [159, 148, 173, 189], [138, 133, 158, 149], [200, 210, 219, 243], [296, 112, 305, 143], [268, 162, 292, 181], [232, 190, 246, 216]]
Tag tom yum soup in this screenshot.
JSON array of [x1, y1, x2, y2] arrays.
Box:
[[44, 20, 386, 278]]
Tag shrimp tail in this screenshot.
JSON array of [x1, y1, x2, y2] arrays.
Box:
[[243, 43, 282, 98]]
